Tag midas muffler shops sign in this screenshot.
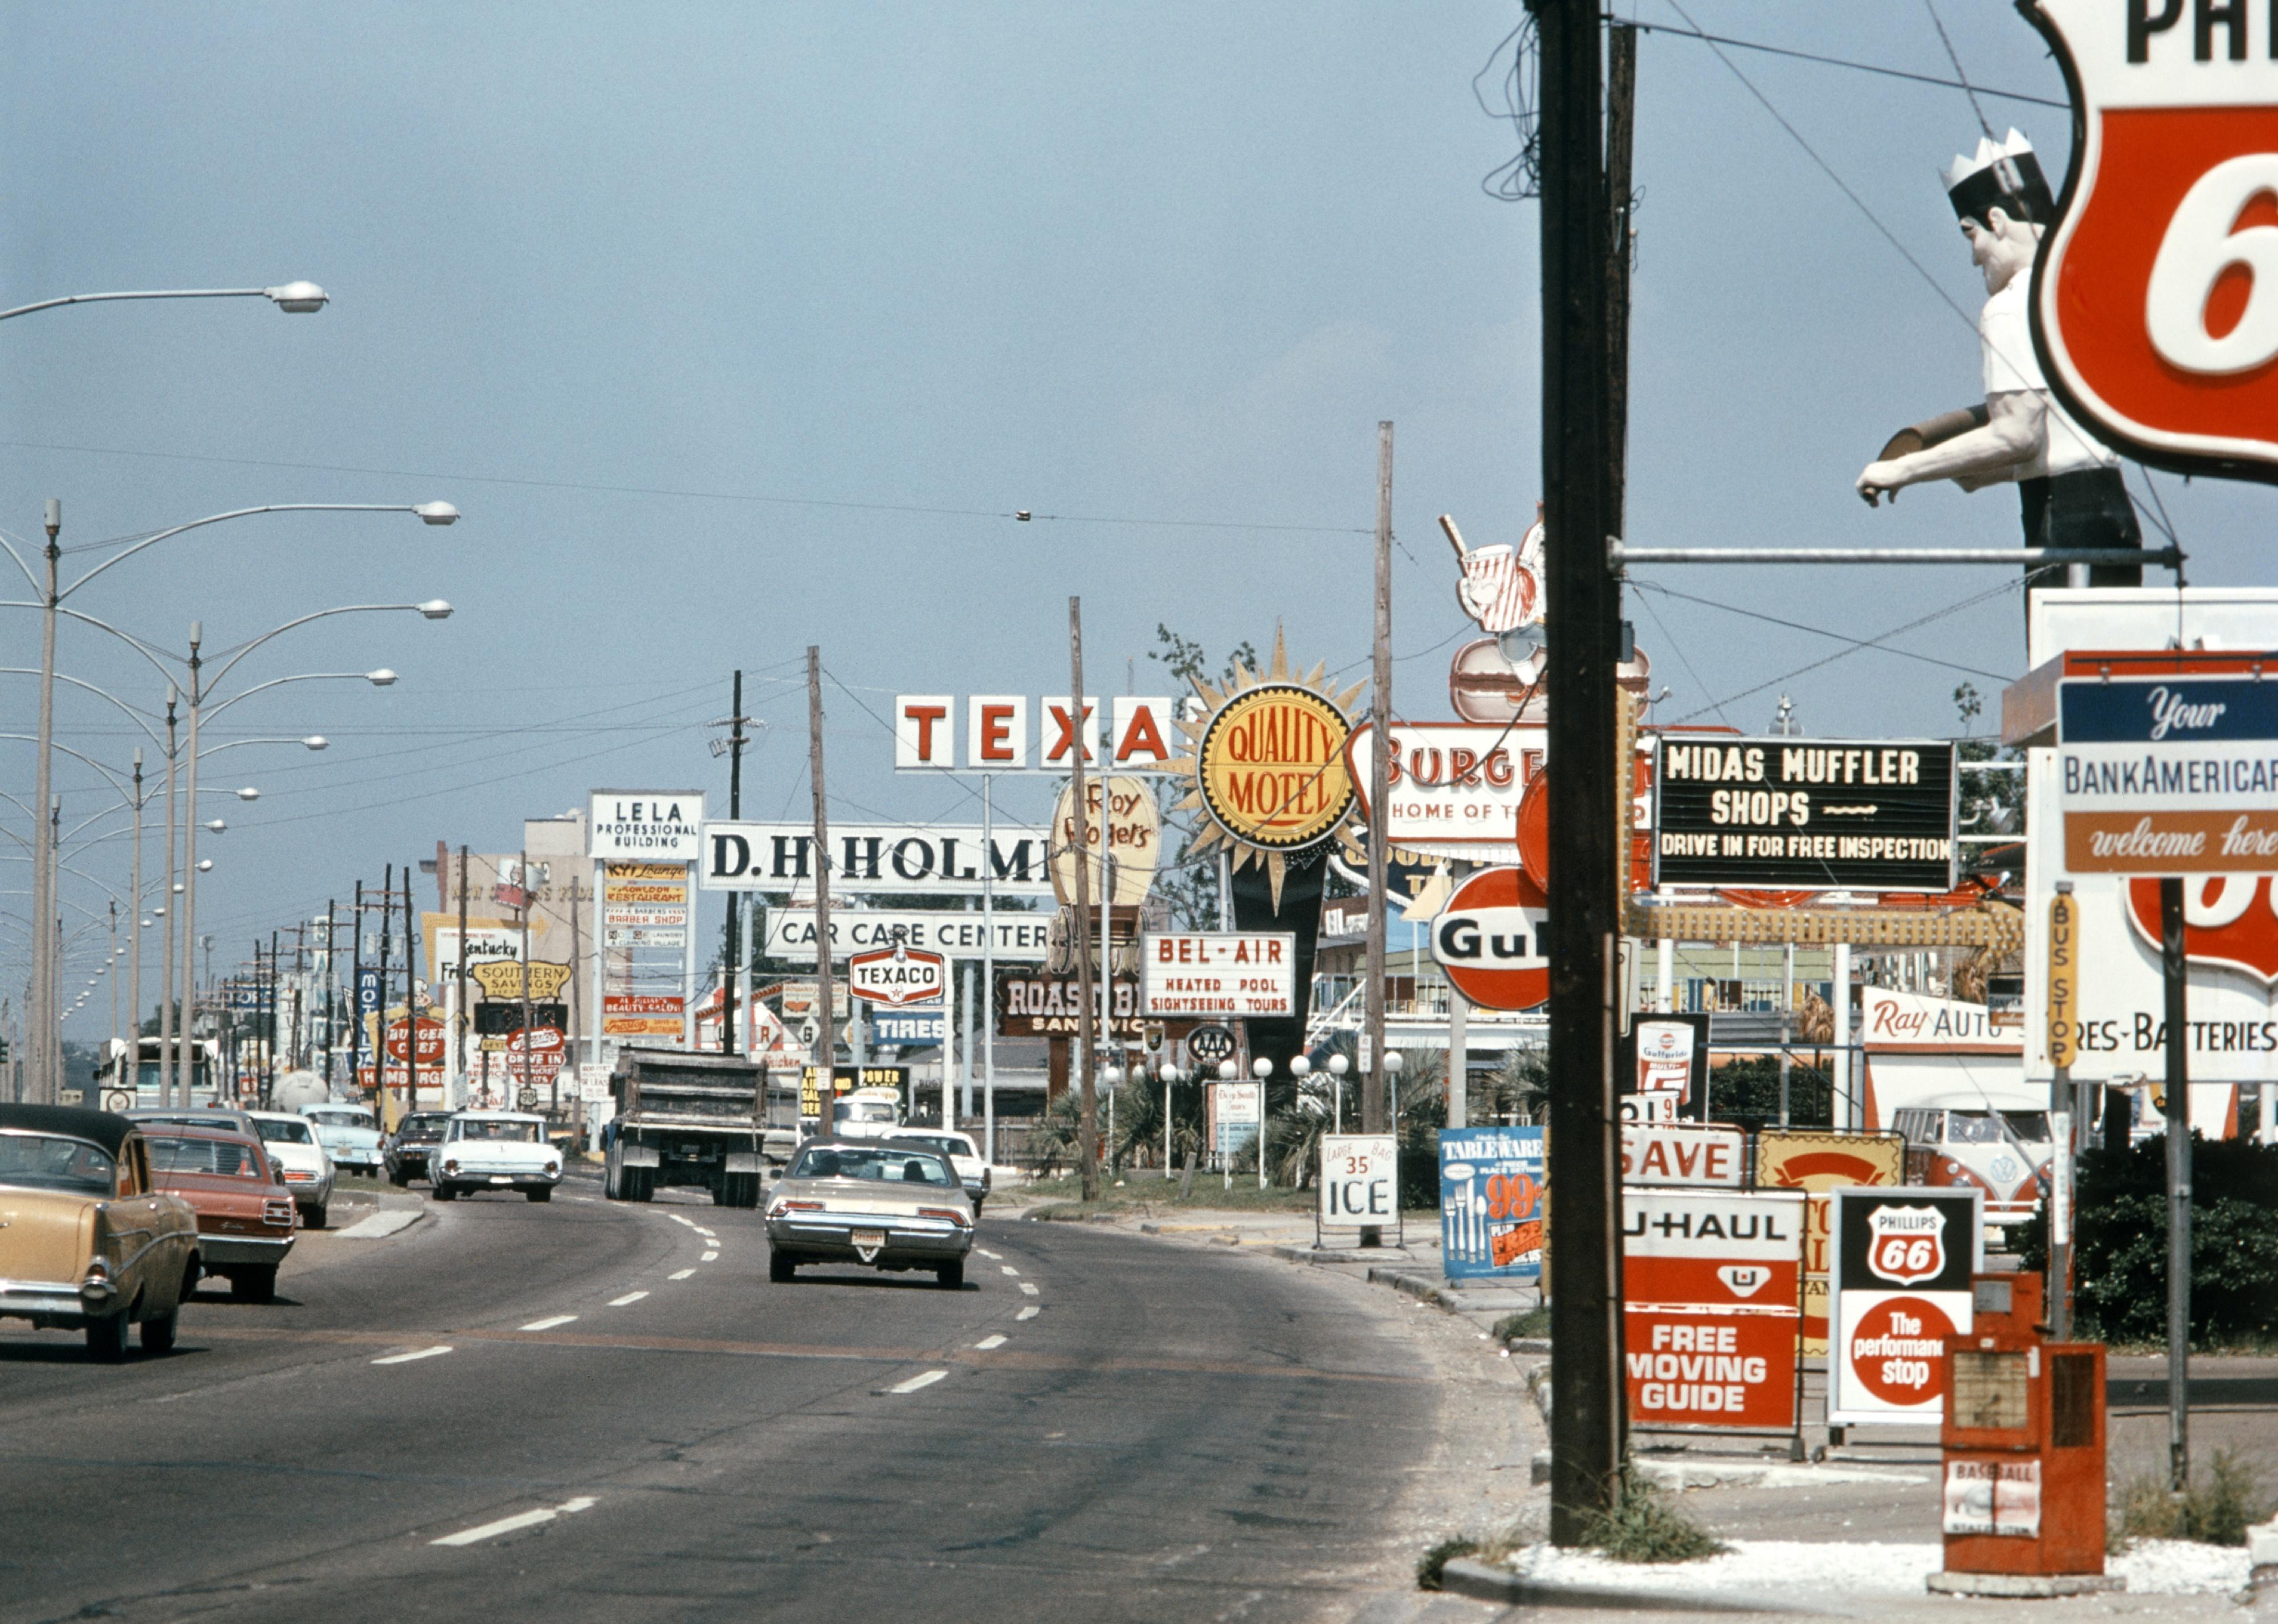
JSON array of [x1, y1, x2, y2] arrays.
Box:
[[1622, 1189, 1804, 1431], [1652, 737, 1955, 892]]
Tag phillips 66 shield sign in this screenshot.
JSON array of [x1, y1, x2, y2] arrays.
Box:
[[2023, 2, 2278, 479], [1829, 1187, 1982, 1427]]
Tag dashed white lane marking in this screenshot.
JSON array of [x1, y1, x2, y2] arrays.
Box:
[[701, 1250, 719, 1262], [431, 1496, 597, 1547], [608, 1291, 649, 1307], [519, 1315, 578, 1332], [669, 1268, 695, 1280], [886, 1370, 948, 1394], [1016, 1305, 1040, 1321], [570, 1196, 596, 1203], [694, 1227, 716, 1238], [975, 1335, 1007, 1350], [999, 1264, 1021, 1277], [1018, 1282, 1039, 1296], [669, 1216, 695, 1228], [373, 1346, 453, 1366], [976, 1248, 1001, 1260]]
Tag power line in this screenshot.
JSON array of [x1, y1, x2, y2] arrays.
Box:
[[0, 436, 1369, 540], [1631, 580, 2018, 682], [1621, 17, 2065, 110]]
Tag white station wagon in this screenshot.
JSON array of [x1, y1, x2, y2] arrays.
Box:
[[430, 1111, 563, 1203]]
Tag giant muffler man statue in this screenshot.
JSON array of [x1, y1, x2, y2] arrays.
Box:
[[1855, 130, 2141, 604]]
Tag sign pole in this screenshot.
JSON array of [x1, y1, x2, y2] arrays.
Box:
[[1069, 595, 1098, 1202], [2159, 875, 2191, 1491], [1534, 0, 1625, 1541], [376, 865, 394, 1116], [519, 848, 533, 1111], [2047, 882, 2077, 1341], [723, 668, 744, 1056], [1364, 422, 1392, 1144], [808, 647, 836, 1086], [983, 773, 996, 1166]]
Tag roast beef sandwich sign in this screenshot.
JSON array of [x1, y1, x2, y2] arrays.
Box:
[[2022, 1, 2278, 480]]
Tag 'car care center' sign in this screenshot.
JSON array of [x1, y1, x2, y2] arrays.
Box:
[[1652, 738, 1955, 892], [763, 908, 1050, 962], [1623, 1189, 1806, 1431]]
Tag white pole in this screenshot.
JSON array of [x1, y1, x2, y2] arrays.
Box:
[[982, 773, 996, 1166], [1656, 937, 1674, 1013], [590, 857, 605, 1082], [942, 960, 956, 1131], [681, 857, 697, 1051], [1832, 941, 1853, 1130]]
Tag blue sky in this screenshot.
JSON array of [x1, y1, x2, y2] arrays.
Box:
[[3, 3, 2263, 1006]]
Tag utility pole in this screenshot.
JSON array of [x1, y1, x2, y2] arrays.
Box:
[[517, 848, 533, 1113], [1533, 0, 1626, 1543], [722, 669, 747, 1054], [321, 901, 337, 1090], [404, 867, 422, 1116], [1605, 22, 1638, 540], [268, 927, 281, 1103], [1364, 423, 1393, 1142], [1069, 596, 1098, 1202], [375, 864, 394, 1115], [455, 847, 470, 1097], [129, 748, 143, 1088], [2159, 876, 2191, 1490], [160, 689, 178, 1104], [807, 647, 836, 1087], [30, 500, 59, 1103]]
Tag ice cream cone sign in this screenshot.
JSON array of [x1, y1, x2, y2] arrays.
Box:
[[1442, 511, 1544, 638]]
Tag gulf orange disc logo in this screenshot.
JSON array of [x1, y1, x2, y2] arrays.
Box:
[[1429, 865, 1550, 1011]]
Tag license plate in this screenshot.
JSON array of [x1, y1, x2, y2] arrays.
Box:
[[851, 1229, 887, 1250], [490, 1175, 512, 1184]]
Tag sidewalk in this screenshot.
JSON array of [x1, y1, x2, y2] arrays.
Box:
[[1008, 1193, 2277, 1619]]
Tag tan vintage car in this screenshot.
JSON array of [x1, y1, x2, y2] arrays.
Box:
[[0, 1104, 202, 1360]]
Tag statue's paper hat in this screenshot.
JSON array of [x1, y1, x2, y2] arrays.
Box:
[[1943, 128, 2055, 230]]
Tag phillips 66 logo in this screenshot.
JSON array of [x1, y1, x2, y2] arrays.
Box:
[[2023, 2, 2278, 479], [1865, 1205, 1947, 1286]]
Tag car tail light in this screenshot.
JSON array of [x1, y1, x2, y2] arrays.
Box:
[[263, 1199, 295, 1227], [769, 1199, 823, 1219], [443, 1158, 459, 1173], [918, 1207, 972, 1228], [283, 1169, 312, 1182]]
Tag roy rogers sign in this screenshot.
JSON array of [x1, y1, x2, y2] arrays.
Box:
[[699, 821, 1054, 899], [2022, 1, 2278, 480], [1652, 737, 1956, 892]]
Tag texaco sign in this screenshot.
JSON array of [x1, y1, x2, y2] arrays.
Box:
[[2024, 1, 2278, 478]]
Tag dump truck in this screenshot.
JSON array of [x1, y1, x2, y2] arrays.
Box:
[[605, 1047, 769, 1206]]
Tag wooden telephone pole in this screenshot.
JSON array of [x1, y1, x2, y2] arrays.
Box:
[[807, 648, 836, 1088], [1534, 0, 1627, 1541], [1069, 597, 1099, 1202]]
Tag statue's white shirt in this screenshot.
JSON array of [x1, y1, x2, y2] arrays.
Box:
[[1979, 272, 2115, 479]]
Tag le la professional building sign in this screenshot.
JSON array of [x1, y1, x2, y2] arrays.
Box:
[[1652, 738, 1955, 892]]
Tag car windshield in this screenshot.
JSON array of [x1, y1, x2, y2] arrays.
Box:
[[791, 1145, 956, 1186], [834, 1101, 896, 1124], [401, 1115, 448, 1136], [254, 1119, 315, 1145], [0, 1132, 117, 1195], [2000, 1110, 2052, 1144], [1945, 1111, 2050, 1145], [893, 1135, 972, 1161], [459, 1120, 541, 1142], [307, 1110, 370, 1129], [148, 1136, 262, 1178]]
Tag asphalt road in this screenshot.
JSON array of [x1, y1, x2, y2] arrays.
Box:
[[0, 1178, 1439, 1624]]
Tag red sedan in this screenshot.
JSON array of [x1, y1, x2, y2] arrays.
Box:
[[145, 1124, 298, 1303]]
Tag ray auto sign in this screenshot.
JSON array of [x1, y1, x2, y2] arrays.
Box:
[[699, 821, 1053, 899]]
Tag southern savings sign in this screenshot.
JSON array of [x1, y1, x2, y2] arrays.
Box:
[[1622, 1189, 1805, 1431]]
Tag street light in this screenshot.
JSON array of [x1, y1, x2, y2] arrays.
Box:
[[0, 281, 329, 323], [0, 500, 457, 1102]]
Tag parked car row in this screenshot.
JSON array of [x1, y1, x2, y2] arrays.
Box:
[[0, 1104, 292, 1360]]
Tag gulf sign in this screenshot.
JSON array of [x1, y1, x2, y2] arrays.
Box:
[[2023, 1, 2278, 479], [895, 694, 1180, 773], [1429, 866, 1548, 1012], [1622, 1189, 1804, 1431]]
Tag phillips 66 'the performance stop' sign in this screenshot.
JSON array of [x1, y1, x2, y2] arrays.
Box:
[[2024, 1, 2278, 479]]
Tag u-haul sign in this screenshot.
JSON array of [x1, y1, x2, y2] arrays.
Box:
[[895, 693, 1183, 772], [1622, 1189, 1804, 1431]]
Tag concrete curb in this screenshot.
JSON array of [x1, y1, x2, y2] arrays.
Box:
[[1270, 1243, 1415, 1264], [1437, 1558, 1807, 1614]]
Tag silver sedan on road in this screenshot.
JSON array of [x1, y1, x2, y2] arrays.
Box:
[[764, 1139, 975, 1288]]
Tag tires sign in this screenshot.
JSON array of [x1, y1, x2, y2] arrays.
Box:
[[1828, 1187, 1981, 1427], [1622, 1189, 1805, 1431], [2022, 2, 2278, 479], [1429, 866, 1549, 1011]]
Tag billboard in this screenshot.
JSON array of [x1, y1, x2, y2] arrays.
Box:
[[1622, 1189, 1805, 1431], [1828, 1186, 1980, 1427], [1652, 738, 1955, 892], [1438, 1127, 1545, 1282], [1138, 932, 1297, 1018], [589, 791, 705, 862], [700, 822, 1054, 898], [763, 908, 1050, 963]]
